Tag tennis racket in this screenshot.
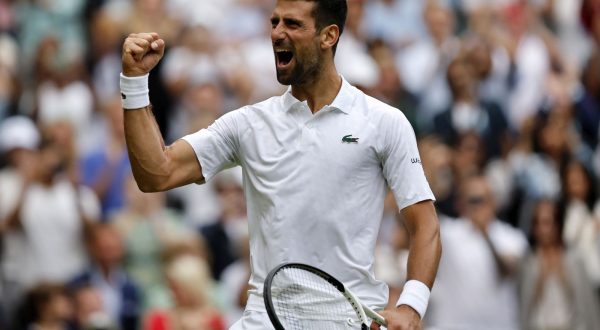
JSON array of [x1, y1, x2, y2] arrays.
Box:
[[263, 263, 387, 330]]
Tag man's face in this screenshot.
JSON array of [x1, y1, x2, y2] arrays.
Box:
[[460, 178, 495, 229], [91, 227, 124, 268], [270, 0, 323, 85]]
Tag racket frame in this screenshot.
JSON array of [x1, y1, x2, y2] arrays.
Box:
[[264, 262, 387, 330]]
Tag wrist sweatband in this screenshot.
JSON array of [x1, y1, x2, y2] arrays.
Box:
[[120, 73, 150, 109], [396, 280, 430, 319]]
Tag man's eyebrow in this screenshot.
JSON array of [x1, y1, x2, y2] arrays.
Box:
[[283, 17, 303, 26]]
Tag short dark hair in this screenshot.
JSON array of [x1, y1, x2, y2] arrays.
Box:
[[309, 0, 347, 54]]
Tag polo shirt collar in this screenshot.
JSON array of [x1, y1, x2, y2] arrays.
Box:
[[282, 76, 355, 114]]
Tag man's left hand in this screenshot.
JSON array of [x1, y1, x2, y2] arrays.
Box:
[[370, 305, 421, 330]]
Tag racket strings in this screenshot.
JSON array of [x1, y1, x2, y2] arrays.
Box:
[[270, 267, 361, 329]]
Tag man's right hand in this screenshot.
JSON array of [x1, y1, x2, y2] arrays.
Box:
[[122, 32, 165, 77]]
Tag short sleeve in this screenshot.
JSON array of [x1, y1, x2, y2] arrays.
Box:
[[181, 109, 242, 182], [379, 111, 435, 210]]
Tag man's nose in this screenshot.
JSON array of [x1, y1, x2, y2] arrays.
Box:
[[271, 23, 286, 43]]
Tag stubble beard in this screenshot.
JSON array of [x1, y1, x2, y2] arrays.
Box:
[[276, 50, 323, 87]]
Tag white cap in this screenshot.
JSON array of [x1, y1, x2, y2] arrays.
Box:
[[0, 116, 40, 153]]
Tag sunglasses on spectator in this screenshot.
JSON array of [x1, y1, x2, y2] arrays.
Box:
[[466, 196, 488, 206]]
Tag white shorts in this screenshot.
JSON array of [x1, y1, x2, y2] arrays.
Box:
[[229, 311, 275, 330], [229, 310, 366, 329]]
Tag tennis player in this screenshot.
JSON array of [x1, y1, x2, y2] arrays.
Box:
[[120, 1, 441, 329]]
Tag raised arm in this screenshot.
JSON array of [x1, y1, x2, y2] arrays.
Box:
[[121, 33, 203, 192]]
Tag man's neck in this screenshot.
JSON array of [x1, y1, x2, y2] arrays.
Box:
[[290, 65, 342, 114]]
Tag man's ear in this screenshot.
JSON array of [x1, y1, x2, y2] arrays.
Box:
[[320, 24, 340, 51]]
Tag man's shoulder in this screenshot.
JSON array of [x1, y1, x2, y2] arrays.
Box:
[[222, 95, 283, 120], [247, 95, 284, 113], [252, 94, 283, 107], [353, 93, 415, 141], [358, 92, 409, 123]]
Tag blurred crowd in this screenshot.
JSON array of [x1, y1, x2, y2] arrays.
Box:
[[0, 0, 599, 329]]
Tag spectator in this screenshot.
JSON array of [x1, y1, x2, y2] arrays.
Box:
[[144, 253, 226, 330], [71, 283, 118, 330], [122, 0, 180, 45], [432, 56, 510, 161], [396, 1, 461, 127], [363, 0, 427, 49], [519, 199, 600, 330], [113, 175, 195, 310], [444, 132, 486, 217], [0, 116, 41, 324], [368, 41, 420, 130], [87, 7, 126, 106], [32, 34, 94, 151], [22, 137, 99, 282], [335, 0, 380, 91], [17, 283, 74, 330], [511, 110, 570, 231], [500, 2, 551, 130], [70, 222, 141, 330], [16, 0, 87, 72], [200, 169, 247, 280], [220, 234, 251, 327], [419, 135, 454, 217], [427, 175, 528, 330], [1, 130, 99, 300], [561, 160, 600, 291], [575, 43, 600, 150], [80, 95, 131, 220], [462, 33, 511, 115]]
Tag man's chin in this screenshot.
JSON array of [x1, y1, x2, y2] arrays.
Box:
[[276, 72, 293, 86]]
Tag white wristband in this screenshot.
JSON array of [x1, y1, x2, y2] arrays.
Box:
[[396, 280, 430, 319], [120, 73, 150, 109]]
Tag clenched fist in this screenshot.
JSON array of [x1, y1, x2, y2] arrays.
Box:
[[122, 32, 165, 77]]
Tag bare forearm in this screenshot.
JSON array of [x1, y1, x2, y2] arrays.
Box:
[[375, 201, 441, 328], [124, 106, 202, 192], [483, 231, 518, 278], [406, 227, 441, 288], [403, 201, 441, 288], [124, 106, 171, 192]]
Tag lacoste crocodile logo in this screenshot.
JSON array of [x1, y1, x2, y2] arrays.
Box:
[[342, 134, 359, 143]]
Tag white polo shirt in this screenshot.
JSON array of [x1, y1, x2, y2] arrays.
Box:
[[182, 77, 434, 312]]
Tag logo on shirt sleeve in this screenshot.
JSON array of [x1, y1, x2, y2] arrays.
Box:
[[411, 158, 421, 164]]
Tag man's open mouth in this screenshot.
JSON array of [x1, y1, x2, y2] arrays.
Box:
[[275, 50, 294, 68]]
